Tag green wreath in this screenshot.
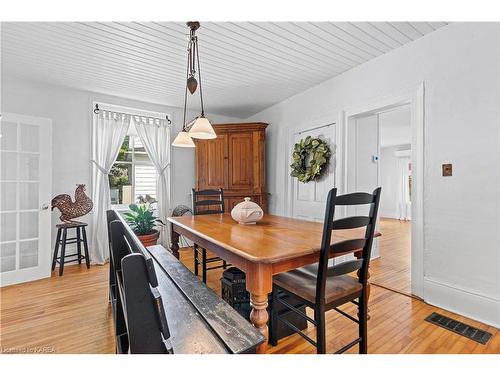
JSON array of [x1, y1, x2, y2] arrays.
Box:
[[290, 136, 331, 183]]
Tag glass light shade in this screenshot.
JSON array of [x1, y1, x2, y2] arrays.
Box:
[[172, 131, 195, 147], [188, 117, 216, 139]]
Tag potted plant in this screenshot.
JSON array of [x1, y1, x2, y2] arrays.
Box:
[[123, 204, 164, 247]]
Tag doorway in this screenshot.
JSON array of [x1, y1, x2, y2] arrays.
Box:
[[0, 113, 52, 286], [342, 83, 424, 298], [348, 106, 412, 295]]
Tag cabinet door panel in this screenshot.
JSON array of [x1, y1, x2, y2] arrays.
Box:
[[228, 133, 253, 191], [226, 198, 241, 213], [196, 134, 227, 190], [225, 195, 267, 214]]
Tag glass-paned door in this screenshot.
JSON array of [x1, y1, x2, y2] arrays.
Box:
[[0, 113, 52, 286]]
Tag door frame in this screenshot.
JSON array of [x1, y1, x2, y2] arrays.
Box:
[[284, 113, 341, 218], [340, 82, 425, 298], [0, 112, 53, 286]]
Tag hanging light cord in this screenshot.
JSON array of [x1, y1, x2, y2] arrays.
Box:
[[195, 36, 205, 117], [182, 36, 192, 131], [181, 23, 206, 130]]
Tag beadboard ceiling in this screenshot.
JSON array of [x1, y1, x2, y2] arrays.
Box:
[[1, 22, 448, 118]]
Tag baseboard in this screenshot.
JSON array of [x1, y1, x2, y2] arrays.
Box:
[[424, 277, 500, 328], [380, 215, 412, 221], [380, 213, 399, 220]]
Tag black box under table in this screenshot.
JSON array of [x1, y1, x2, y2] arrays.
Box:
[[221, 267, 308, 342]]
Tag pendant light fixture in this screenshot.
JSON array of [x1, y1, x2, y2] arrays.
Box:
[[172, 21, 216, 148]]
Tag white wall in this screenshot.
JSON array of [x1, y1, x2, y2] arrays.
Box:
[[247, 23, 500, 327], [379, 106, 411, 147], [1, 75, 241, 255]]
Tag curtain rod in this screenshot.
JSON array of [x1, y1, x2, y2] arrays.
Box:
[[93, 103, 172, 124]]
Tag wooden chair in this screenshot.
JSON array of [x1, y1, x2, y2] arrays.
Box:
[[192, 188, 229, 283], [269, 187, 381, 354]]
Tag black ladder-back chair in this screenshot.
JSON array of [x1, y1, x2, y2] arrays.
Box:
[[192, 188, 229, 283], [270, 187, 381, 354], [107, 211, 173, 354]]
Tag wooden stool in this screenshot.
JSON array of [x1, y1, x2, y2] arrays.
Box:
[[51, 221, 90, 276]]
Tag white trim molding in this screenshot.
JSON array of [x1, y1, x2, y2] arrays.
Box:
[[424, 277, 500, 328], [340, 82, 425, 299]]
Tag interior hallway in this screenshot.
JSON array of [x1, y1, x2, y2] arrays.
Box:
[[370, 218, 412, 296]]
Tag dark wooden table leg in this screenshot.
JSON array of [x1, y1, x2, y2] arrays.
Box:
[[250, 293, 269, 353], [170, 223, 180, 259]]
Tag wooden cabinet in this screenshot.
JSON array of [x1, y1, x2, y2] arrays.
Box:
[[195, 122, 268, 212], [196, 133, 228, 189]]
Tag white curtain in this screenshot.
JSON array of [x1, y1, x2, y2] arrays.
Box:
[[91, 111, 130, 264], [134, 116, 171, 247], [397, 156, 411, 221]]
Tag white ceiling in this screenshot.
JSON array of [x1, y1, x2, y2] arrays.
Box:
[[1, 22, 447, 118], [379, 105, 412, 147]]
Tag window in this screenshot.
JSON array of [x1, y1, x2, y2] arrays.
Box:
[[109, 133, 157, 207]]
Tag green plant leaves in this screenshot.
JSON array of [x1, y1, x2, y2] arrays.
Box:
[[123, 203, 164, 235], [290, 137, 331, 183]]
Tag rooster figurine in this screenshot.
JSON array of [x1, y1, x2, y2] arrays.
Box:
[[51, 184, 93, 223]]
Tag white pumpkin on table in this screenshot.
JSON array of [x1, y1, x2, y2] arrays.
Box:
[[231, 197, 264, 225]]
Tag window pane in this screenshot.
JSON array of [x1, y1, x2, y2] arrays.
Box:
[[1, 151, 17, 180], [135, 164, 157, 204], [116, 136, 133, 162], [19, 182, 39, 210], [1, 213, 17, 242], [0, 121, 17, 151], [20, 212, 38, 240], [1, 182, 17, 211], [0, 242, 16, 272], [20, 240, 38, 269], [19, 154, 39, 181], [109, 163, 132, 205], [20, 123, 39, 152], [109, 135, 157, 206]]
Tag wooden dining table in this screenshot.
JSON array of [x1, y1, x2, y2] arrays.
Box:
[[168, 213, 379, 354]]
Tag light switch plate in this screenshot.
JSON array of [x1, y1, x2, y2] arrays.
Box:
[[442, 163, 452, 176]]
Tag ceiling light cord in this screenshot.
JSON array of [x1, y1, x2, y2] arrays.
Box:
[[195, 37, 205, 117], [172, 21, 216, 147], [182, 38, 190, 131]]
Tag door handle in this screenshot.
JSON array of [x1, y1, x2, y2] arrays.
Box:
[[41, 204, 49, 210]]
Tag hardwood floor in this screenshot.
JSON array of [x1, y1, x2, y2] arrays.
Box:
[[370, 218, 412, 295], [1, 243, 499, 354], [178, 248, 499, 354], [0, 265, 115, 354]]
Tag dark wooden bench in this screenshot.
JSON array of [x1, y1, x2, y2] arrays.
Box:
[[107, 210, 265, 354]]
